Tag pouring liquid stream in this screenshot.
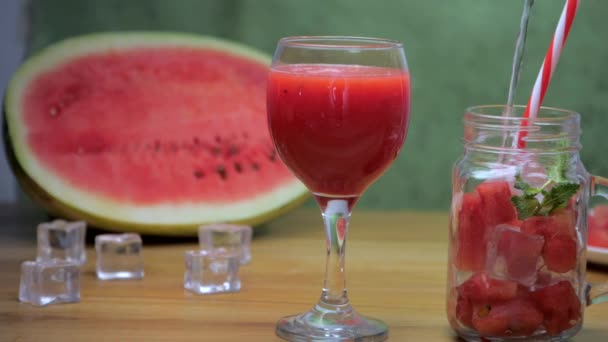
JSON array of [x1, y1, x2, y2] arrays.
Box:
[[500, 0, 535, 162], [506, 0, 535, 112]]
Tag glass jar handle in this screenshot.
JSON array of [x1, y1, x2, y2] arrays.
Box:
[[586, 175, 608, 305]]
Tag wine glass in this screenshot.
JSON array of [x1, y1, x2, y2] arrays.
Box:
[[267, 36, 411, 341]]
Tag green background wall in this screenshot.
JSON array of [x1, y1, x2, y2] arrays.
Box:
[[26, 0, 608, 210]]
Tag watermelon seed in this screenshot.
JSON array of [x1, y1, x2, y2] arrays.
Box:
[[215, 136, 221, 143], [217, 166, 227, 180], [234, 162, 243, 173], [194, 170, 205, 179], [193, 137, 200, 145], [228, 145, 239, 156], [211, 147, 221, 156], [477, 305, 492, 318], [154, 140, 161, 151], [252, 162, 260, 171], [269, 150, 277, 162]]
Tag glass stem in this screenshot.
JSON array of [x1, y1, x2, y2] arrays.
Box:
[[319, 199, 351, 308]]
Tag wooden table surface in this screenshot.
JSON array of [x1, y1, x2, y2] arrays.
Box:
[[1, 207, 608, 341]]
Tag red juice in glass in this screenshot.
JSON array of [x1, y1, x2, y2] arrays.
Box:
[[267, 64, 410, 197]]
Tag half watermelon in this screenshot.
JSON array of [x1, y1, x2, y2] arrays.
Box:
[[4, 32, 308, 235]]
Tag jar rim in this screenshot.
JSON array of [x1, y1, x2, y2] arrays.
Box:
[[465, 105, 580, 123], [463, 105, 581, 153]]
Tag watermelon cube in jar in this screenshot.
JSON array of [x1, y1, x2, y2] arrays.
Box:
[[454, 192, 487, 271], [531, 281, 582, 336], [453, 181, 518, 272], [447, 272, 547, 338]]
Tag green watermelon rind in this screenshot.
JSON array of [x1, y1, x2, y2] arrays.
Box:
[[4, 32, 308, 235]]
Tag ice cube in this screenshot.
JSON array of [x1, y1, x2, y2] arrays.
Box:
[[95, 233, 144, 280], [19, 259, 80, 306], [184, 249, 241, 294], [37, 220, 87, 265], [198, 224, 252, 264], [486, 224, 545, 286]]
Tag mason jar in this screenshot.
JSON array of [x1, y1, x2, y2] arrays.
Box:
[[446, 105, 608, 341]]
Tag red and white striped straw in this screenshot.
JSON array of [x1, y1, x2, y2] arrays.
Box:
[[514, 0, 580, 149]]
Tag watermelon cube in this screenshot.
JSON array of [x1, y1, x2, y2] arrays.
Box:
[[489, 225, 544, 286], [455, 193, 488, 271], [543, 235, 577, 273], [471, 303, 510, 336], [476, 181, 517, 226], [447, 288, 473, 329], [459, 273, 544, 337], [458, 272, 518, 304], [532, 281, 581, 335], [471, 298, 543, 337], [456, 294, 473, 328], [521, 208, 576, 240], [504, 298, 544, 336]]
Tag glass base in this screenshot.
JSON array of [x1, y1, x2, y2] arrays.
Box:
[[275, 304, 388, 342]]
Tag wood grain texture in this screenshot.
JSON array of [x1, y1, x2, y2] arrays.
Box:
[[1, 207, 607, 341]]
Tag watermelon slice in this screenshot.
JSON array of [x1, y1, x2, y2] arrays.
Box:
[[589, 205, 608, 248], [4, 32, 308, 235]]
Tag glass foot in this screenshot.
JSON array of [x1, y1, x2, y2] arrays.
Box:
[[275, 304, 388, 341]]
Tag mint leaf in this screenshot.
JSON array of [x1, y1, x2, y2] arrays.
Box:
[[511, 174, 579, 220], [511, 195, 541, 220], [538, 182, 579, 214], [512, 174, 544, 219], [514, 174, 543, 196], [547, 139, 571, 183]]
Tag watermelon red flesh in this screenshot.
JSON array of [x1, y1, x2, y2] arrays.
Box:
[[589, 205, 608, 248], [457, 272, 518, 305], [457, 274, 544, 337], [22, 47, 288, 204], [471, 298, 543, 337], [531, 281, 581, 335], [455, 192, 487, 271], [455, 182, 518, 272], [542, 235, 577, 273], [476, 181, 517, 226], [521, 208, 576, 239]]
